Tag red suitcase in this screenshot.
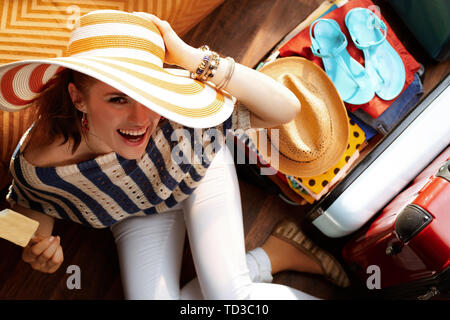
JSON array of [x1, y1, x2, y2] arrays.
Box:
[[342, 147, 450, 299]]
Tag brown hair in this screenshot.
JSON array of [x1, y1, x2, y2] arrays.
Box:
[[30, 68, 94, 154]]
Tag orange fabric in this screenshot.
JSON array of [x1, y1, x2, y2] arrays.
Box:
[[0, 108, 34, 191], [279, 0, 420, 118]]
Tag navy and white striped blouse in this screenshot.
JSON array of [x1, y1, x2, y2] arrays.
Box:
[[7, 105, 250, 228]]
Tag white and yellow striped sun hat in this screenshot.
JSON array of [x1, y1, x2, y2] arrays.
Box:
[[0, 10, 234, 128]]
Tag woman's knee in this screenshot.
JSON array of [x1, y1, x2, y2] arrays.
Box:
[[111, 211, 186, 300]]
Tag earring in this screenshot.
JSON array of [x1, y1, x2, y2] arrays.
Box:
[[81, 112, 89, 131]]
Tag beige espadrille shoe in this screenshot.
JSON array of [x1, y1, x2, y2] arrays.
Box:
[[272, 220, 351, 288]]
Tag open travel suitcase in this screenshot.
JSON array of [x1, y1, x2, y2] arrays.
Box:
[[232, 0, 449, 239], [341, 148, 450, 299], [306, 75, 450, 238]]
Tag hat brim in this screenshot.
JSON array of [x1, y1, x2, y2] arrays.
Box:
[[256, 57, 349, 177], [0, 56, 234, 128]]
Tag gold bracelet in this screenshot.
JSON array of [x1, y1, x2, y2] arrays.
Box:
[[190, 45, 221, 82], [200, 51, 220, 82], [190, 50, 210, 80], [217, 57, 235, 90]]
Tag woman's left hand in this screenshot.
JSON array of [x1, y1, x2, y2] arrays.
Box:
[[133, 12, 192, 67]]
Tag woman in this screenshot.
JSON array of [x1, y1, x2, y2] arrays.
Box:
[[2, 10, 348, 299]]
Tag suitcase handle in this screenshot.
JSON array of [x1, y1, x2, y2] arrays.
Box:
[[385, 242, 403, 256], [436, 159, 450, 182], [395, 204, 433, 243]]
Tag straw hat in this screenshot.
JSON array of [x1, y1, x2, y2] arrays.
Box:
[[0, 10, 234, 128], [255, 57, 349, 177]]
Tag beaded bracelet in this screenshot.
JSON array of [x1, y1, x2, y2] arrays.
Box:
[[190, 45, 221, 82], [190, 46, 210, 80], [200, 50, 220, 82]]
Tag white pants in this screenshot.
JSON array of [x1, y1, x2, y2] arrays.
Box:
[[110, 146, 318, 300]]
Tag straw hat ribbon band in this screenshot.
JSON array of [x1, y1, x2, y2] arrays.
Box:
[[85, 57, 205, 94], [80, 12, 161, 36], [51, 58, 225, 117], [66, 36, 165, 62]]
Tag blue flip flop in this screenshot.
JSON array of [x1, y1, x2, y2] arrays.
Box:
[[345, 8, 405, 101], [310, 18, 374, 105]]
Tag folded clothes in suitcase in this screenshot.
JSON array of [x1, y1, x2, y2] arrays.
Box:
[[351, 73, 424, 135], [341, 147, 450, 299], [307, 74, 450, 238]]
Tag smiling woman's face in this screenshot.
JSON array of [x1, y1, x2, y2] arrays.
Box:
[[69, 78, 161, 160]]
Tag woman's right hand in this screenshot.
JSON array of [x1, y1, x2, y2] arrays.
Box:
[[22, 234, 64, 274], [133, 12, 193, 67]]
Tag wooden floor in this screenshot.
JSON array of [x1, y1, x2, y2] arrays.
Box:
[[0, 0, 449, 300]]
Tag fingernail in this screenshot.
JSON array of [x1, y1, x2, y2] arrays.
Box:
[[48, 236, 55, 242]]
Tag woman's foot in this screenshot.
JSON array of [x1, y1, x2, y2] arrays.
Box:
[[262, 220, 351, 288], [262, 234, 324, 275]]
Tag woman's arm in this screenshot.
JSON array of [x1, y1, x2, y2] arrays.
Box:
[[11, 204, 64, 274], [135, 13, 301, 128], [182, 49, 301, 128], [11, 203, 55, 237]]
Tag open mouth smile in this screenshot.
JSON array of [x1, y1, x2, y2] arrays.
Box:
[[117, 127, 149, 145]]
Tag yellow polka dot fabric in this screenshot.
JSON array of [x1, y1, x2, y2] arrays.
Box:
[[286, 118, 366, 201], [286, 177, 316, 204]]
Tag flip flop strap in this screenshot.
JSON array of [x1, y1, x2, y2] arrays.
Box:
[[366, 50, 386, 84], [310, 19, 361, 88], [309, 19, 347, 58], [349, 10, 387, 49]]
